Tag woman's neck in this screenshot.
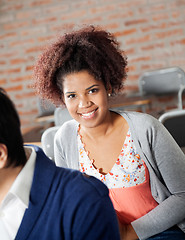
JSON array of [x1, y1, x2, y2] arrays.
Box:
[[80, 111, 119, 142]]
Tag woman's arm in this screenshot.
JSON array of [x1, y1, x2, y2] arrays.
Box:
[[131, 116, 185, 239], [119, 223, 138, 240]]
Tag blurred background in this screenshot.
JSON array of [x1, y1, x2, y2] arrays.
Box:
[[1, 0, 185, 142]]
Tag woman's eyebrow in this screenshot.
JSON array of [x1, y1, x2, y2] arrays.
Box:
[[65, 91, 75, 95], [65, 84, 100, 94], [86, 84, 99, 91]]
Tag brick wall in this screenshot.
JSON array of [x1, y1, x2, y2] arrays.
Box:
[[1, 0, 185, 139]]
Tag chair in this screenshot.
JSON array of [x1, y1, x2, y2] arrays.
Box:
[[54, 107, 72, 126], [41, 126, 60, 161], [159, 109, 185, 151], [37, 98, 56, 117], [138, 66, 185, 109]]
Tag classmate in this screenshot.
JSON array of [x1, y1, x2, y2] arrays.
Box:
[[0, 87, 120, 240], [34, 25, 185, 240]]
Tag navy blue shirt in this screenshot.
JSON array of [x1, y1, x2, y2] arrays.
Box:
[[15, 146, 120, 240]]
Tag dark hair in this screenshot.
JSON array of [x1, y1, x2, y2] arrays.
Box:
[[33, 25, 128, 105], [0, 88, 27, 167]]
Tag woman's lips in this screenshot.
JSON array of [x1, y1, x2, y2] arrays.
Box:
[[79, 108, 98, 119]]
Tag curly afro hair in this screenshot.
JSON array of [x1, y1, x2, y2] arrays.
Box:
[[33, 25, 128, 106]]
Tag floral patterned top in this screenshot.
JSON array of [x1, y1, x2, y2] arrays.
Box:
[[78, 128, 146, 189]]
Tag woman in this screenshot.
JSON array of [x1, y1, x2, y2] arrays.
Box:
[[34, 25, 185, 240]]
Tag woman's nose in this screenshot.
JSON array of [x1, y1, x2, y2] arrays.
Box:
[[78, 96, 91, 108]]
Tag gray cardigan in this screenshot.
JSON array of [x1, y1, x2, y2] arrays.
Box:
[[54, 111, 185, 240]]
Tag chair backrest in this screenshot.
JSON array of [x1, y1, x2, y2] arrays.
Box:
[[159, 109, 185, 148], [54, 107, 72, 126], [41, 126, 60, 161], [139, 66, 185, 96], [37, 98, 56, 117]]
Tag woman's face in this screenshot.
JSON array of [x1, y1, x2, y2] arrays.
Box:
[[62, 70, 110, 129]]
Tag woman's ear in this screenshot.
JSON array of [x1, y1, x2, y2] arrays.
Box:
[[107, 85, 112, 97], [0, 144, 8, 169]]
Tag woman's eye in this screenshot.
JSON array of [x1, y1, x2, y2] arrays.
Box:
[[89, 88, 98, 94], [67, 94, 76, 99]]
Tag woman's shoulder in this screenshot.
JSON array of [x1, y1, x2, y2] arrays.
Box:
[[118, 110, 159, 125], [55, 119, 78, 139], [116, 110, 164, 136]]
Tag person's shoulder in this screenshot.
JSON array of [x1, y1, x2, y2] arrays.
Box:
[[54, 119, 78, 144], [56, 167, 109, 199], [119, 110, 161, 128], [55, 119, 78, 136]]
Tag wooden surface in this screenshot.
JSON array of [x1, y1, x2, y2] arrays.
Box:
[[109, 94, 151, 109]]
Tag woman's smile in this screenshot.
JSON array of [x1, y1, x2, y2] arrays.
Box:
[[79, 108, 98, 119], [63, 70, 110, 128]]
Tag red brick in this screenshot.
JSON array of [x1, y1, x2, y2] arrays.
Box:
[[124, 85, 139, 92], [3, 21, 29, 31], [155, 29, 183, 39], [25, 65, 34, 71], [45, 4, 69, 14], [127, 74, 140, 81], [1, 0, 185, 133], [32, 17, 57, 25], [15, 91, 36, 99], [10, 75, 32, 82], [127, 65, 137, 72], [19, 109, 38, 116], [71, 0, 95, 9], [10, 39, 34, 47], [114, 29, 137, 37], [152, 13, 169, 21], [141, 64, 165, 71], [25, 45, 44, 54], [171, 11, 181, 18], [125, 18, 148, 26], [5, 85, 23, 92], [16, 9, 41, 19], [0, 52, 18, 58], [100, 23, 119, 30], [1, 3, 23, 12], [139, 3, 166, 14], [126, 35, 150, 44], [0, 68, 21, 74], [108, 11, 134, 20], [0, 32, 17, 40], [82, 17, 103, 24], [141, 23, 167, 32], [171, 38, 185, 45], [21, 27, 47, 36], [141, 43, 164, 50], [37, 36, 54, 42], [30, 0, 52, 7], [91, 5, 116, 14], [51, 23, 75, 32], [130, 56, 151, 63], [10, 58, 27, 64], [0, 60, 6, 65], [125, 48, 136, 55], [0, 79, 7, 84], [61, 10, 87, 20], [117, 0, 147, 9]]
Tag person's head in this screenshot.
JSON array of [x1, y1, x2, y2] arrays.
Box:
[[33, 25, 128, 106], [0, 88, 27, 168]]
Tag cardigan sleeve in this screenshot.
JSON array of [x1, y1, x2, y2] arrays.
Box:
[[54, 120, 79, 170], [130, 113, 185, 239], [54, 126, 68, 168]]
